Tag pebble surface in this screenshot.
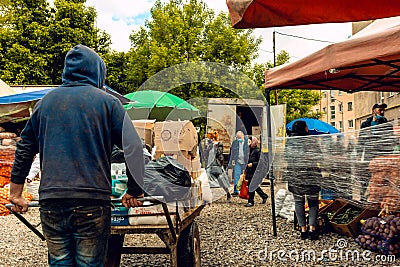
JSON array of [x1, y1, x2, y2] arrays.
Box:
[[0, 187, 399, 267]]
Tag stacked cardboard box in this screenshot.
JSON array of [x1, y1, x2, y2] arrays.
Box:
[[132, 119, 156, 148], [153, 121, 200, 177]]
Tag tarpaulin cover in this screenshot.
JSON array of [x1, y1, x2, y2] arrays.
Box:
[[226, 0, 400, 29], [264, 24, 400, 92], [0, 88, 53, 104]]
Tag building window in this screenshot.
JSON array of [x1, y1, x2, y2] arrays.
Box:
[[330, 106, 335, 120], [339, 121, 343, 129], [323, 107, 326, 113], [348, 120, 354, 128], [338, 103, 343, 112], [348, 102, 353, 111], [338, 91, 343, 96], [316, 108, 319, 113], [322, 92, 327, 98]]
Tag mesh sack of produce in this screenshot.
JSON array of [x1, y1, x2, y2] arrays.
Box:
[[379, 237, 400, 256], [362, 216, 400, 241], [355, 234, 380, 251]]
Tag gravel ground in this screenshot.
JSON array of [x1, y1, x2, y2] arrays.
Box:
[[0, 186, 399, 267]]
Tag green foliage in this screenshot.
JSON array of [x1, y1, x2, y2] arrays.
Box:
[[0, 0, 111, 85], [249, 50, 322, 122], [123, 0, 261, 98]]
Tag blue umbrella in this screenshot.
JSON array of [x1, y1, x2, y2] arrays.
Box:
[[286, 118, 340, 135]]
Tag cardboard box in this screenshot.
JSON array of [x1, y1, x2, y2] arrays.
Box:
[[132, 120, 155, 147], [191, 156, 201, 172], [252, 126, 261, 135], [154, 121, 198, 153], [319, 198, 348, 215], [132, 119, 156, 129], [330, 203, 379, 238], [134, 127, 154, 147]]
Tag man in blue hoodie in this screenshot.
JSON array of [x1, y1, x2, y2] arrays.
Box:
[[9, 44, 145, 266]]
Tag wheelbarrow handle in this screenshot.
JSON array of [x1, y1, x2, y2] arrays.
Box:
[[5, 201, 39, 208], [5, 202, 45, 241]]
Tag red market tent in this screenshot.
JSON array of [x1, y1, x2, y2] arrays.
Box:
[[264, 24, 400, 92], [226, 0, 400, 29]]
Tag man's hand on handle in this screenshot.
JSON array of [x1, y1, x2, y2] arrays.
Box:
[[121, 193, 144, 208], [9, 182, 28, 213]]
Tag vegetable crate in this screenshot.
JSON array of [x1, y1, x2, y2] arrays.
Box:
[[330, 203, 379, 238]]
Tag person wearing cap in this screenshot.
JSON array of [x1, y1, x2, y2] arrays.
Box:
[[357, 103, 395, 202], [360, 103, 388, 129]]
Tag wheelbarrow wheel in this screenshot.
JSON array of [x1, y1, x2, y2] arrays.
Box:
[[177, 221, 200, 267]]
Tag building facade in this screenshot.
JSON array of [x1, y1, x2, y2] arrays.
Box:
[[311, 90, 355, 133]]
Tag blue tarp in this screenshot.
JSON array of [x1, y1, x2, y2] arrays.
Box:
[[0, 85, 128, 105], [0, 88, 54, 104]]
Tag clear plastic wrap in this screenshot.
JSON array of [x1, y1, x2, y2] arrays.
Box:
[[273, 121, 400, 213]]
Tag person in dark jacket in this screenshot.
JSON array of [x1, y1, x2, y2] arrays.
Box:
[[205, 132, 231, 202], [9, 44, 145, 266], [244, 136, 268, 207], [228, 131, 248, 195], [284, 120, 322, 240], [360, 103, 388, 129], [357, 103, 395, 202]]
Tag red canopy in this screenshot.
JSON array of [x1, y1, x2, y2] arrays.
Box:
[[226, 0, 400, 29], [264, 24, 400, 92]]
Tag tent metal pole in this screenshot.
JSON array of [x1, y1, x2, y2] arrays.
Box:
[[265, 88, 277, 236]]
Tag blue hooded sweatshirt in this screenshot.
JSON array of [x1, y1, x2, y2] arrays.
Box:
[[11, 44, 144, 201]]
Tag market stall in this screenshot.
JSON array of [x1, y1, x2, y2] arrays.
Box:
[[226, 0, 400, 29]]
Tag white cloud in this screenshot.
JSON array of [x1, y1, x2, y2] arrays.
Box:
[[86, 0, 352, 61]]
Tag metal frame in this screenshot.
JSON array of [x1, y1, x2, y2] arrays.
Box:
[[106, 197, 204, 267]]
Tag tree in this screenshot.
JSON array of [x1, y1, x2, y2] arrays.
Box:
[[0, 0, 111, 85], [250, 50, 322, 122], [43, 0, 111, 84], [0, 0, 51, 84], [121, 0, 261, 99]]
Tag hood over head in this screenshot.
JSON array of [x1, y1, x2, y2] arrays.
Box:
[[62, 44, 106, 89]]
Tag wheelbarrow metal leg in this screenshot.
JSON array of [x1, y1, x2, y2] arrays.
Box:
[[105, 234, 125, 267]]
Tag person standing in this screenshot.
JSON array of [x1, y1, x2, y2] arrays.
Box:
[[358, 103, 394, 202], [228, 131, 248, 195], [284, 120, 322, 240], [205, 132, 232, 202], [244, 136, 268, 207], [361, 103, 388, 129], [9, 44, 145, 266]]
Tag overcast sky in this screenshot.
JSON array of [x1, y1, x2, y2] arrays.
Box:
[[85, 0, 353, 63]]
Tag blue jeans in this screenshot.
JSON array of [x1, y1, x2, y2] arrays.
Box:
[[293, 194, 319, 227], [40, 205, 111, 267], [233, 163, 246, 193]]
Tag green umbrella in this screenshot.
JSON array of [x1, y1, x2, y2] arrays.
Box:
[[124, 90, 200, 121]]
